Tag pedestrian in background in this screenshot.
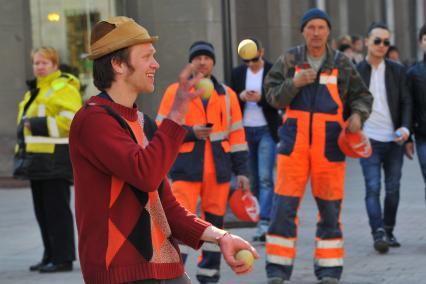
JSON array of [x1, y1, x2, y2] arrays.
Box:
[[357, 22, 412, 253], [14, 47, 81, 272], [338, 43, 356, 64], [157, 40, 250, 284], [264, 8, 373, 284], [230, 38, 281, 243], [351, 35, 365, 64], [406, 24, 426, 204], [336, 34, 352, 48], [386, 45, 402, 64]]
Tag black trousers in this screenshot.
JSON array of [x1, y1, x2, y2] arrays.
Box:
[[30, 179, 76, 264]]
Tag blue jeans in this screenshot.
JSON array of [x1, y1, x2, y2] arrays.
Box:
[[416, 137, 426, 201], [360, 139, 404, 234], [245, 126, 276, 220]]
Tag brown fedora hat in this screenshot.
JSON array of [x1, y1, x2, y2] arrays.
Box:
[[88, 16, 158, 60]]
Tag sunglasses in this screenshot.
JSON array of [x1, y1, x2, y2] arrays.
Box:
[[243, 56, 260, 63], [373, 38, 390, 47]]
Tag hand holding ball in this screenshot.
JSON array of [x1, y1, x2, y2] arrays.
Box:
[[235, 249, 254, 267], [238, 39, 258, 60], [195, 78, 214, 100]]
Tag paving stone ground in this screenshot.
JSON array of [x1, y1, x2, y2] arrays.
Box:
[[1, 158, 425, 284]]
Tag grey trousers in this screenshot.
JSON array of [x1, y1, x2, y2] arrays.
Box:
[[127, 273, 191, 284]]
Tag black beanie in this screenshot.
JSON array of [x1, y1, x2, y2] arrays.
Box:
[[300, 8, 331, 32], [188, 41, 216, 63]]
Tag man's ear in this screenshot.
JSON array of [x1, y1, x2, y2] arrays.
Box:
[[111, 58, 124, 74]]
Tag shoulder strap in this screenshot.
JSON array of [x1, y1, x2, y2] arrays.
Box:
[[222, 84, 231, 139], [98, 105, 138, 143], [142, 113, 158, 141], [92, 104, 164, 199], [22, 88, 40, 117], [140, 113, 164, 199]]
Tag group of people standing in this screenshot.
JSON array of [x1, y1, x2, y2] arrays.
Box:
[[12, 6, 426, 284]]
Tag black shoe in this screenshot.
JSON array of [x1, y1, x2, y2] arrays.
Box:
[[252, 233, 266, 242], [29, 259, 49, 271], [373, 229, 389, 254], [267, 277, 285, 284], [385, 232, 401, 247], [39, 262, 73, 273], [319, 277, 339, 284]]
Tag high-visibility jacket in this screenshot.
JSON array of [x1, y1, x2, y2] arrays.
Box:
[[264, 46, 373, 281], [156, 76, 248, 183], [14, 70, 82, 181]]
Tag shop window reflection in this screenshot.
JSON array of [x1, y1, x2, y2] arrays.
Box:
[[65, 11, 100, 98]]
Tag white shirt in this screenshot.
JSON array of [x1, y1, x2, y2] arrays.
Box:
[[243, 67, 267, 127], [363, 61, 395, 142]]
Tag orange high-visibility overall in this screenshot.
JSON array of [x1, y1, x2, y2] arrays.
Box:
[[266, 67, 345, 280], [157, 77, 248, 283]]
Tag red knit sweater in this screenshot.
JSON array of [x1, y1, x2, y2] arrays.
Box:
[[69, 96, 210, 283]]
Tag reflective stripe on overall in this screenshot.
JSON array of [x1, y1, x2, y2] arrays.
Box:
[[266, 66, 345, 280]]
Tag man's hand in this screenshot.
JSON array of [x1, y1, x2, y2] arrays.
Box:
[[245, 90, 261, 102], [236, 175, 250, 192], [193, 124, 213, 140], [346, 113, 362, 133], [219, 232, 259, 275], [200, 226, 259, 275], [293, 68, 316, 88], [24, 120, 31, 131], [167, 64, 204, 124], [405, 142, 414, 160], [394, 127, 409, 144]]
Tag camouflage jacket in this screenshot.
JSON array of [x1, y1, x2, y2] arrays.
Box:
[[265, 45, 373, 123]]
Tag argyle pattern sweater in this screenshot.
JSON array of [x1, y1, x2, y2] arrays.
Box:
[[69, 96, 210, 283]]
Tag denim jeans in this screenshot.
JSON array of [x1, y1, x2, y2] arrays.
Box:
[[415, 137, 426, 202], [360, 139, 404, 234], [245, 126, 277, 220]]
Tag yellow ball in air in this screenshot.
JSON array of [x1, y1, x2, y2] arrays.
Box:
[[238, 39, 258, 60]]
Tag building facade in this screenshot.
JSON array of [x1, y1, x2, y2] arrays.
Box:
[[1, 0, 425, 176]]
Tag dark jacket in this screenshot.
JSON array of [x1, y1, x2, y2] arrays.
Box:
[[157, 76, 249, 183], [407, 56, 426, 139], [265, 45, 373, 124], [357, 59, 412, 131], [230, 60, 282, 142]]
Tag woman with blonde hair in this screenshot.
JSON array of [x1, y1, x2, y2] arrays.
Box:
[[14, 46, 82, 273]]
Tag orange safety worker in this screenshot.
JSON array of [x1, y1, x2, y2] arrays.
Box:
[[264, 9, 373, 284], [156, 41, 250, 284]]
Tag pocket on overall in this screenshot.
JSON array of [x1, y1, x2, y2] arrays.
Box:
[[325, 121, 345, 162], [278, 118, 297, 155]]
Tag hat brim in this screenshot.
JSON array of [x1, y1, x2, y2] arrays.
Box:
[[87, 35, 159, 60]]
